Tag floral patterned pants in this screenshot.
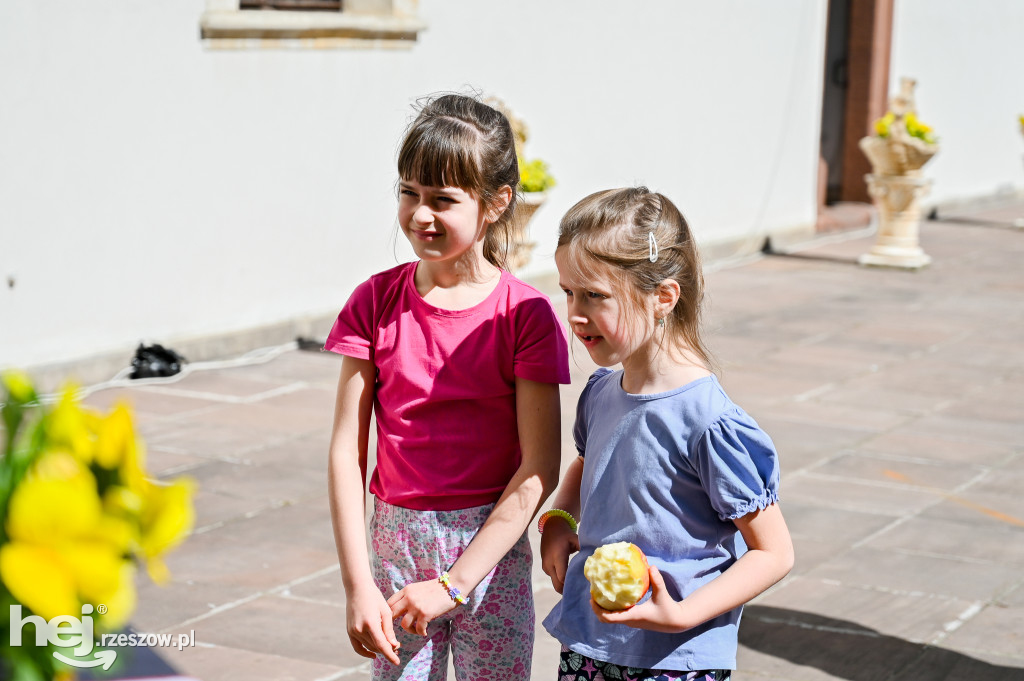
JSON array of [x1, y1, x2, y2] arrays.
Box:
[[369, 498, 535, 681], [559, 646, 731, 681]]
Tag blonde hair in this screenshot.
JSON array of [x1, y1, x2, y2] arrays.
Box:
[[397, 94, 519, 270], [557, 187, 715, 371]]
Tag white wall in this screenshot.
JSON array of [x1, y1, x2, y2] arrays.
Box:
[[0, 0, 828, 371], [890, 0, 1024, 204]]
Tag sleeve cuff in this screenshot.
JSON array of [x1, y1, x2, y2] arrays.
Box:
[[323, 340, 371, 360], [720, 490, 780, 522]]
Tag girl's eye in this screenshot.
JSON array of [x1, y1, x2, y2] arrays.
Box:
[[400, 189, 417, 197], [586, 291, 606, 299], [562, 289, 573, 298]]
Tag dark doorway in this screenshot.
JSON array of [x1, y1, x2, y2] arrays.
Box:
[[820, 0, 851, 206], [816, 0, 895, 231]]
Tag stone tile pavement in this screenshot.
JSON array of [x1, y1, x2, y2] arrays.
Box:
[[79, 201, 1024, 680]]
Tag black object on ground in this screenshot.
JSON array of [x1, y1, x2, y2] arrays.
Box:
[[130, 343, 186, 379], [296, 336, 327, 352]]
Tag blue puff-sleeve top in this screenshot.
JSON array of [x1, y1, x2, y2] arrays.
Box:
[[542, 368, 781, 671]]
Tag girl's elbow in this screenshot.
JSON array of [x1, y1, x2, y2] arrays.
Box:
[[530, 456, 561, 501], [777, 542, 796, 578], [542, 465, 560, 499]]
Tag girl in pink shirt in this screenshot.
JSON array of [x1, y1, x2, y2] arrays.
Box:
[[325, 94, 570, 681]]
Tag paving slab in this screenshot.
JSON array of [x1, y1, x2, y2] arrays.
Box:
[[50, 204, 1024, 679]]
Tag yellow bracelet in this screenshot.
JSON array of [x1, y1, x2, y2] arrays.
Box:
[[537, 509, 578, 534]]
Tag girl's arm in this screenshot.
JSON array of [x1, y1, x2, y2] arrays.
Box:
[[328, 356, 400, 664], [539, 455, 584, 593], [593, 503, 794, 633], [388, 377, 561, 635]]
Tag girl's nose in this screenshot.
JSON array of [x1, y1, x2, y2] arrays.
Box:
[[413, 203, 434, 225], [566, 301, 586, 325]]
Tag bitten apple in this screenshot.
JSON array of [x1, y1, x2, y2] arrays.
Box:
[[583, 542, 650, 610]]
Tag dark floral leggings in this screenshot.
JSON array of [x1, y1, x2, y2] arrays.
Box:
[[559, 646, 731, 681]]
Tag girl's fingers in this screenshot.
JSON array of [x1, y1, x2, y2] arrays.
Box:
[[372, 630, 401, 665], [386, 590, 405, 608], [589, 597, 611, 619], [554, 560, 567, 591], [350, 630, 400, 665], [380, 608, 400, 650], [348, 635, 376, 659], [552, 576, 564, 594], [389, 595, 407, 619], [648, 565, 666, 591]]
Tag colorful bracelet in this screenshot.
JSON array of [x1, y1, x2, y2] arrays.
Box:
[[438, 572, 467, 605], [537, 509, 578, 534]]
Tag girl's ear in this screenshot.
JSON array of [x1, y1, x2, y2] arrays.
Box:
[[655, 279, 681, 320], [485, 185, 514, 224]]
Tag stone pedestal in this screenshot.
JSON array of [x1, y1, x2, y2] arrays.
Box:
[[858, 172, 932, 270]]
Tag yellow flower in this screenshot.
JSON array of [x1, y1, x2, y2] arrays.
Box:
[[6, 451, 103, 544], [94, 403, 136, 470], [61, 543, 136, 631], [95, 562, 137, 632], [0, 451, 138, 626], [874, 110, 936, 144], [1, 370, 36, 403], [0, 542, 136, 630], [47, 387, 96, 463], [104, 484, 144, 518], [874, 112, 895, 137], [904, 112, 935, 142], [120, 440, 149, 497], [139, 478, 195, 584], [0, 543, 79, 621], [0, 376, 196, 679], [519, 158, 556, 193]]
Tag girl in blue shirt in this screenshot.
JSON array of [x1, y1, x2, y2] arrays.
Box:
[[540, 187, 795, 681]]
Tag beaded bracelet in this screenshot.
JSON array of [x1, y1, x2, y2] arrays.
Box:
[[537, 509, 578, 534], [438, 572, 467, 605]]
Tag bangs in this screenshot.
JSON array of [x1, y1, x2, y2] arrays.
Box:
[[397, 116, 485, 192], [559, 237, 634, 297]]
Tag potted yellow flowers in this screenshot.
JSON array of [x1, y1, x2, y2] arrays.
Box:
[[0, 372, 194, 681], [858, 77, 939, 270], [511, 157, 557, 270], [861, 100, 938, 175], [485, 96, 557, 271]]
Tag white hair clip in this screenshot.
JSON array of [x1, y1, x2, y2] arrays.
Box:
[[648, 231, 659, 263]]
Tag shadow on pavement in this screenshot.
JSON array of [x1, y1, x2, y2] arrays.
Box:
[[740, 606, 1024, 681]]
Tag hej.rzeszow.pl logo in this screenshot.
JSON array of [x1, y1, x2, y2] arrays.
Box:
[[9, 604, 195, 670]]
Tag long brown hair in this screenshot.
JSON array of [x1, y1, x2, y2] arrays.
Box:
[[557, 187, 715, 372], [397, 94, 519, 270]]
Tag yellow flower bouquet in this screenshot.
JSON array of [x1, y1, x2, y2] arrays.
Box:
[[860, 77, 939, 176], [874, 110, 937, 144], [519, 157, 557, 195], [0, 372, 194, 681]]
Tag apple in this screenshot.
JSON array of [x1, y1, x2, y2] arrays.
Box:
[[583, 541, 651, 611]]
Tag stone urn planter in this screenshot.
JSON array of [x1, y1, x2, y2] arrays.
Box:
[[485, 96, 556, 272], [508, 191, 546, 272], [858, 78, 939, 270]]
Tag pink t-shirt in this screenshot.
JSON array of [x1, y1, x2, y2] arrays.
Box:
[[326, 261, 570, 511]]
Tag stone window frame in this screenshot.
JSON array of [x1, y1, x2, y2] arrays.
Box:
[[200, 0, 426, 49]]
